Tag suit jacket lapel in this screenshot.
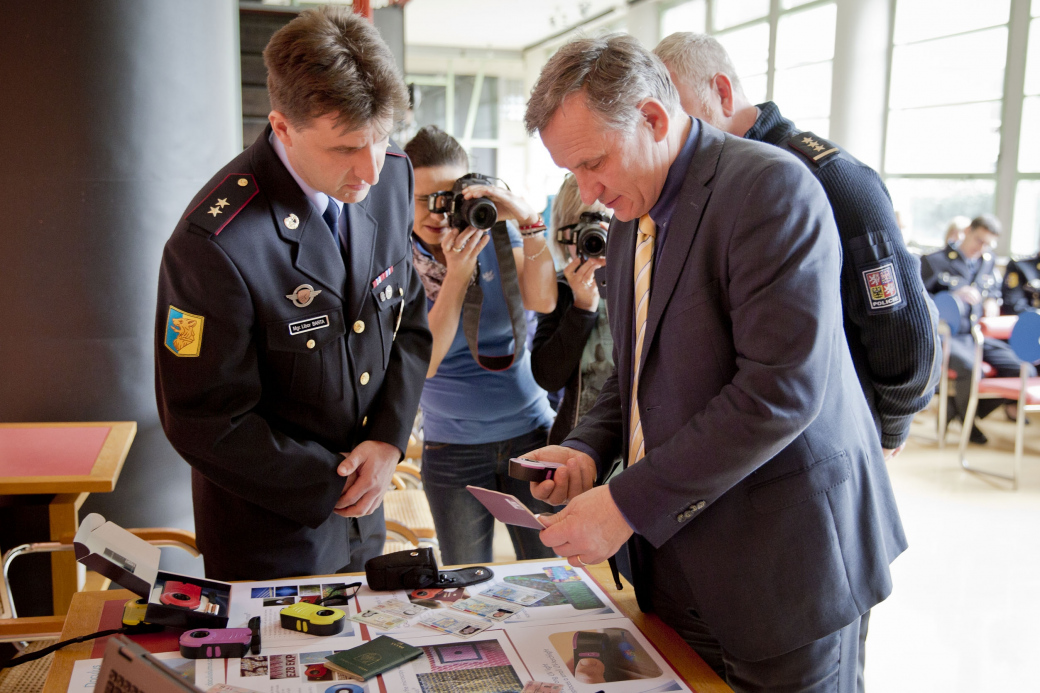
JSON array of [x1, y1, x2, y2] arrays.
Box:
[[251, 127, 346, 301], [610, 217, 638, 405], [638, 124, 724, 376], [345, 199, 378, 322]]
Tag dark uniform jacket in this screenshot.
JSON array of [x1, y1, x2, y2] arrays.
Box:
[[155, 127, 432, 580], [744, 102, 941, 450], [920, 243, 1000, 333], [569, 123, 906, 661], [1000, 254, 1040, 315]]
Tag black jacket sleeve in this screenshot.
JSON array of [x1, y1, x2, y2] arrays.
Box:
[[530, 276, 599, 392], [820, 160, 941, 449]]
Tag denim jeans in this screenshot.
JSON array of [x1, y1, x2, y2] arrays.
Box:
[[421, 426, 557, 565]]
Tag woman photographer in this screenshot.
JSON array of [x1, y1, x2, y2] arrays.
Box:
[[531, 175, 612, 444], [404, 125, 557, 565]]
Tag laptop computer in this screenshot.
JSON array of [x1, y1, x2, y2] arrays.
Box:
[[95, 635, 200, 693]]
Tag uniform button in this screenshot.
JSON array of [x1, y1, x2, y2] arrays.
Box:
[[353, 320, 365, 334], [676, 514, 684, 523], [306, 339, 316, 349], [399, 287, 404, 296], [359, 372, 370, 385], [362, 416, 368, 426], [696, 500, 706, 510]]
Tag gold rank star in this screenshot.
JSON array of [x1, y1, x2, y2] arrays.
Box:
[[208, 206, 223, 217], [802, 136, 814, 144], [216, 198, 230, 208], [813, 142, 826, 152]]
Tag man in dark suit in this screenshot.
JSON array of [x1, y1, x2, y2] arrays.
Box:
[[1000, 247, 1040, 316], [522, 34, 905, 692], [920, 215, 1033, 442], [154, 7, 432, 580]]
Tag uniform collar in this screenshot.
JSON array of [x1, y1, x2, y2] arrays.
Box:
[[744, 101, 797, 146], [269, 130, 343, 219]]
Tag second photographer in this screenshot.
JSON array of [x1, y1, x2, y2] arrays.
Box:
[[404, 125, 558, 565]]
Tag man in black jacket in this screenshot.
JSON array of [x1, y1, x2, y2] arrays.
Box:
[[1001, 247, 1040, 316], [655, 32, 941, 461], [155, 7, 432, 580]]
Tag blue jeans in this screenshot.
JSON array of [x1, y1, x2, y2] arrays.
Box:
[[421, 426, 556, 565]]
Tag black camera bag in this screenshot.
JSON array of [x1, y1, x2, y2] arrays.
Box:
[[364, 547, 494, 591]]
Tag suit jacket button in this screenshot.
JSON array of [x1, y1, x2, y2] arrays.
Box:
[[306, 339, 316, 349], [360, 372, 370, 385], [353, 320, 365, 334], [676, 514, 684, 522], [696, 501, 706, 510], [362, 415, 368, 426]]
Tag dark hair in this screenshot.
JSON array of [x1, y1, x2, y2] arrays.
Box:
[[264, 6, 408, 131], [403, 125, 469, 170], [970, 213, 1003, 236]]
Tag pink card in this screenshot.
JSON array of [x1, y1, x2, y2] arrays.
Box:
[[465, 486, 546, 530]]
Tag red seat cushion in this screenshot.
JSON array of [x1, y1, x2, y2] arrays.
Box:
[[980, 315, 1018, 340], [947, 362, 996, 379], [976, 376, 1040, 404]]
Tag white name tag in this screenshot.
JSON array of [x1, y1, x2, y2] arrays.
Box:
[[288, 315, 330, 335]]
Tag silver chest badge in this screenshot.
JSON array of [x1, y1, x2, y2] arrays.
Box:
[[286, 284, 322, 307], [284, 213, 300, 230]]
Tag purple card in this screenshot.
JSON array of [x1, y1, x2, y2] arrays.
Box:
[[465, 486, 547, 530]]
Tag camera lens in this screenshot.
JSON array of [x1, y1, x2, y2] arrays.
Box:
[[172, 593, 189, 601], [578, 226, 608, 258], [459, 197, 497, 230], [317, 609, 336, 616], [190, 630, 209, 638]]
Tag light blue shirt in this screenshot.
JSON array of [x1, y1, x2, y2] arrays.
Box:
[[269, 130, 342, 220]]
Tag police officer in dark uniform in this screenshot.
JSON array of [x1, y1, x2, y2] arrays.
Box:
[[919, 215, 1034, 442], [1001, 250, 1040, 315], [656, 34, 941, 461], [154, 7, 432, 581]]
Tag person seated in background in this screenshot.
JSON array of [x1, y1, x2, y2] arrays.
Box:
[[945, 215, 971, 247], [920, 214, 1035, 442], [530, 174, 612, 445], [403, 125, 558, 565], [1000, 233, 1040, 316], [655, 32, 940, 462]]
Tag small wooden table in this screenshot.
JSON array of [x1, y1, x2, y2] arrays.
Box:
[[0, 422, 136, 614], [42, 564, 732, 693]]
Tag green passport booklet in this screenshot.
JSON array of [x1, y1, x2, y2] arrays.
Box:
[[324, 636, 423, 680]]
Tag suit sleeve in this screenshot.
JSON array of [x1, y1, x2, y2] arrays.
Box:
[[155, 230, 345, 529], [819, 162, 940, 449], [366, 159, 434, 454], [606, 159, 846, 548]]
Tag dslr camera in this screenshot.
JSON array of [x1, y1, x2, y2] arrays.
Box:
[[427, 173, 498, 231], [556, 211, 610, 259]]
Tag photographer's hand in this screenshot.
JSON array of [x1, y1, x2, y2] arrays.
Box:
[[563, 256, 606, 311], [460, 184, 540, 226], [441, 226, 488, 278]]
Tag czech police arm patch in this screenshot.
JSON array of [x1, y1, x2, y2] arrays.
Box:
[[165, 305, 205, 357], [861, 263, 903, 312]]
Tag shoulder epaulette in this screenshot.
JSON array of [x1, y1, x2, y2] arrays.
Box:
[[386, 139, 407, 158], [185, 174, 259, 235], [787, 131, 840, 167]]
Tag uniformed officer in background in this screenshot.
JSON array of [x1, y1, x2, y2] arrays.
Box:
[[154, 7, 432, 580], [1001, 243, 1040, 316], [655, 33, 941, 462], [920, 214, 1033, 443]]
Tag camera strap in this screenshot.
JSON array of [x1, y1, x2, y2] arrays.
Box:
[[462, 221, 527, 371]]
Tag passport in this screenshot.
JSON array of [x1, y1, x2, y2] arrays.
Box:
[[323, 636, 422, 680]]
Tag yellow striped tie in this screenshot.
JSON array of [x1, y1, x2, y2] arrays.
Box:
[[629, 214, 656, 467]]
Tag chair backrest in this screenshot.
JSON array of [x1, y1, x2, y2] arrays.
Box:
[[933, 291, 963, 334], [1008, 311, 1040, 362]]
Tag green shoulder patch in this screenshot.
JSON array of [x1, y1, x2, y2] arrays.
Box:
[[185, 174, 258, 235], [787, 131, 840, 167]]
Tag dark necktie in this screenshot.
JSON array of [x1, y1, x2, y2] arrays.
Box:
[[322, 198, 339, 239]]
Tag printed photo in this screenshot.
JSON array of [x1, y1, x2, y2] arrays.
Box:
[[240, 655, 269, 678], [411, 640, 522, 693], [549, 628, 662, 684], [505, 574, 604, 610], [323, 683, 366, 693], [275, 585, 300, 597], [269, 653, 300, 680], [407, 586, 469, 609], [264, 596, 295, 607], [251, 587, 274, 599], [299, 584, 322, 596]]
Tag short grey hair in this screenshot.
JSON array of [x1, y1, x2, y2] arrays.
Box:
[[524, 33, 681, 135], [654, 32, 744, 103]]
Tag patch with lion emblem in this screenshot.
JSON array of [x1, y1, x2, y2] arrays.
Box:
[[164, 305, 205, 357]]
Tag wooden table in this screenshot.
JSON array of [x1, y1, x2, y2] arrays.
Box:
[[0, 422, 136, 614], [43, 565, 732, 693]]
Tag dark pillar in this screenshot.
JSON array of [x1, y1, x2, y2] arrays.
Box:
[[0, 0, 241, 590]]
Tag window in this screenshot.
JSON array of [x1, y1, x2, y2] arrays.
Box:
[[712, 0, 769, 31], [773, 3, 837, 136], [660, 0, 706, 36], [715, 22, 770, 104], [1012, 3, 1040, 254], [884, 0, 1012, 246], [408, 73, 500, 178]]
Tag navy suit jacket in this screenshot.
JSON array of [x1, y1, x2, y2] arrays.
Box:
[[155, 128, 432, 580], [566, 122, 907, 661]]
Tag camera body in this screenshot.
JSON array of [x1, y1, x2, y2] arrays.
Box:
[[160, 580, 202, 609], [179, 616, 260, 659], [427, 173, 498, 230], [556, 211, 609, 259], [279, 601, 347, 636]]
